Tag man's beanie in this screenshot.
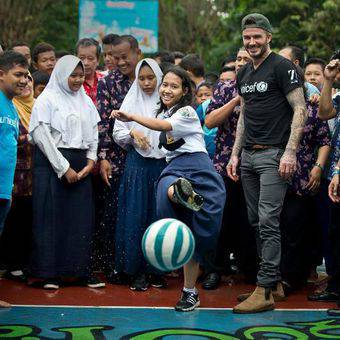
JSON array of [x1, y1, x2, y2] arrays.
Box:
[[241, 13, 273, 33]]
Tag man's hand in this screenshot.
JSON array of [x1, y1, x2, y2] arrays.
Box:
[[130, 129, 151, 150], [64, 167, 79, 184], [227, 155, 240, 182], [305, 166, 322, 192], [324, 59, 339, 81], [279, 149, 297, 180], [78, 159, 95, 180], [328, 173, 340, 203], [100, 159, 112, 187]]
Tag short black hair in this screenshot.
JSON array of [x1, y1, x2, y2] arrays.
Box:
[[221, 55, 236, 68], [159, 61, 174, 73], [32, 42, 55, 63], [221, 66, 236, 73], [179, 54, 205, 78], [172, 51, 185, 60], [156, 66, 193, 116], [76, 37, 101, 59], [10, 41, 30, 49], [196, 81, 214, 92], [102, 33, 120, 45], [0, 50, 29, 72], [204, 72, 219, 84], [56, 50, 69, 59], [305, 57, 326, 71], [112, 35, 139, 50], [32, 70, 50, 87], [285, 45, 305, 67], [154, 51, 175, 64], [330, 50, 340, 61]]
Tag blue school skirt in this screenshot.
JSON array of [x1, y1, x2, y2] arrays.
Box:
[[114, 148, 166, 275], [156, 152, 226, 264]]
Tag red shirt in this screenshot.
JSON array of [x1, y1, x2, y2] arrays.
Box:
[[83, 71, 105, 105]]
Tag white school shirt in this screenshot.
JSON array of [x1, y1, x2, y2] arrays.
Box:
[[161, 106, 207, 162]]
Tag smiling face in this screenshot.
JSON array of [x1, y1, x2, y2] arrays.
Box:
[[19, 74, 33, 98], [113, 41, 140, 79], [68, 64, 85, 92], [242, 27, 271, 60], [304, 63, 325, 90], [159, 72, 187, 109], [138, 65, 157, 95], [0, 64, 29, 99]]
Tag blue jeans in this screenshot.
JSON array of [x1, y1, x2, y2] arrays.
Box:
[[0, 199, 11, 235]]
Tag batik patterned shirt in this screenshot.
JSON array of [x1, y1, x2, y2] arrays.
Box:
[[290, 101, 331, 196], [83, 70, 105, 106], [206, 80, 239, 178], [97, 70, 132, 175]]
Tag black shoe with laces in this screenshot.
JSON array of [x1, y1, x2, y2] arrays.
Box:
[[173, 178, 204, 212], [130, 274, 150, 291], [175, 289, 200, 312]]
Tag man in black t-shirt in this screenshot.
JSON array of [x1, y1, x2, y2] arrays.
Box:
[[227, 13, 307, 313]]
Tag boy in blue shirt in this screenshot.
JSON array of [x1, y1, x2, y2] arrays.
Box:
[[0, 51, 29, 307]]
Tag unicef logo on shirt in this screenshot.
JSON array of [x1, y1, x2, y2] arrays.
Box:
[[256, 82, 268, 92]]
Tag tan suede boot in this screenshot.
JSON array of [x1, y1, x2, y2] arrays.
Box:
[[237, 282, 286, 302], [233, 286, 275, 313]]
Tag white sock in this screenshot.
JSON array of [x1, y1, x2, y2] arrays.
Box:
[[183, 287, 197, 294], [11, 270, 23, 276]]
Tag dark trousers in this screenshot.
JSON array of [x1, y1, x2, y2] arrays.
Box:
[[0, 196, 32, 270], [327, 203, 340, 293], [280, 192, 319, 288], [205, 177, 257, 281]]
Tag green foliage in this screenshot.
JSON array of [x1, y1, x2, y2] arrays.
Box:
[[31, 0, 79, 53]]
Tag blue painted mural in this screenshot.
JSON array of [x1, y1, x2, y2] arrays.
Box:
[[1, 306, 340, 339], [79, 0, 158, 53]]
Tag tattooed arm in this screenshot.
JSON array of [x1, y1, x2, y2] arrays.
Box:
[[227, 97, 245, 181], [280, 87, 308, 179]]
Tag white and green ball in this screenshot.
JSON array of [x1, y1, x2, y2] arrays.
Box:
[[142, 218, 195, 272]]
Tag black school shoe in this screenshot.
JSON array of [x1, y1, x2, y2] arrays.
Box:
[[175, 290, 200, 312], [130, 274, 150, 291], [149, 274, 167, 288], [173, 178, 204, 212]]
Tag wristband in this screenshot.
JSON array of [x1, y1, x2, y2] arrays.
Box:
[[314, 162, 324, 171], [334, 169, 340, 176]]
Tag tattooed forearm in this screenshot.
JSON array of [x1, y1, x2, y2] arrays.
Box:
[[285, 87, 308, 154], [231, 98, 245, 156]]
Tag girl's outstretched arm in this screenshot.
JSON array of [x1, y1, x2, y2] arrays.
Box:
[[111, 110, 172, 131]]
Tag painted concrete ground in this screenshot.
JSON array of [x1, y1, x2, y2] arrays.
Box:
[[1, 306, 339, 339], [0, 278, 339, 339]]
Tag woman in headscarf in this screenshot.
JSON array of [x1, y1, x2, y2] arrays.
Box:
[[113, 58, 166, 291], [0, 73, 34, 282], [28, 55, 101, 289]]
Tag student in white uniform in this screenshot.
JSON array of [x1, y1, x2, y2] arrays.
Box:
[[28, 55, 103, 289], [112, 66, 226, 312], [113, 58, 166, 291]]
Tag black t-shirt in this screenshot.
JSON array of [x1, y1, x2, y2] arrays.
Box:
[[236, 52, 303, 148]]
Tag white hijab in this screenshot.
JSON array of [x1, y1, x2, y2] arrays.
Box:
[[114, 58, 165, 158], [29, 55, 100, 147]]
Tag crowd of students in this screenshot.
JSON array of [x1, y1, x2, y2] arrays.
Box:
[[0, 12, 339, 314]]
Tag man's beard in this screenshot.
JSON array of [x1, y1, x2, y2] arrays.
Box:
[[248, 43, 269, 60]]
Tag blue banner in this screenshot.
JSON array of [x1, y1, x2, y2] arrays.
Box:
[[79, 0, 158, 53]]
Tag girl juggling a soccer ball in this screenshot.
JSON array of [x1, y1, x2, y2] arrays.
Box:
[[112, 66, 226, 312]]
